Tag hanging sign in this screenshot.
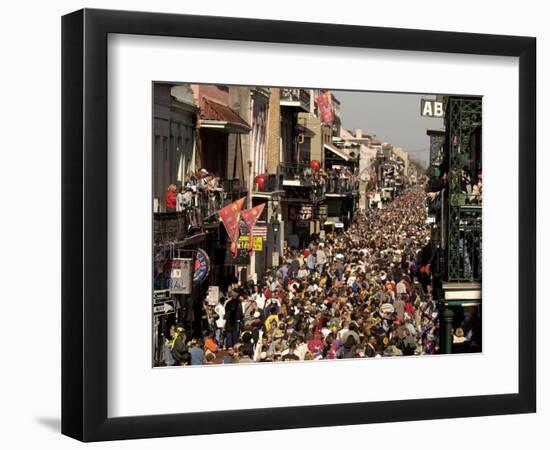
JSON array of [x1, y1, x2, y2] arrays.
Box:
[[238, 235, 263, 252], [316, 204, 328, 222], [289, 204, 314, 221], [193, 248, 210, 284], [166, 258, 192, 294], [271, 251, 280, 267], [207, 286, 220, 306]]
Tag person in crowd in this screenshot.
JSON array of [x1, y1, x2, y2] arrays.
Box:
[[188, 339, 205, 365], [171, 324, 190, 366]]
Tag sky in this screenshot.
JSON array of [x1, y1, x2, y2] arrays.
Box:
[[333, 90, 444, 168]]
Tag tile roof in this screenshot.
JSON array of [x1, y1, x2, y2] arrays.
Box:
[[200, 98, 250, 129]]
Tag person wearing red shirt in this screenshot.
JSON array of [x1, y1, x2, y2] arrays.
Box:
[[165, 183, 177, 212]]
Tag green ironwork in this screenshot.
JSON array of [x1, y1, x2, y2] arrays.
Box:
[[446, 97, 482, 282], [428, 131, 445, 178]]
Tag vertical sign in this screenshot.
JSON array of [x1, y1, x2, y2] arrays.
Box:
[[420, 99, 445, 117], [168, 258, 193, 294]]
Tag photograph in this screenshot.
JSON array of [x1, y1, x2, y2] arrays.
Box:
[[152, 83, 482, 367]]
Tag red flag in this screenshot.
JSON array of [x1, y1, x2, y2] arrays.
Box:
[[240, 203, 266, 253], [219, 197, 246, 257], [317, 91, 334, 125]]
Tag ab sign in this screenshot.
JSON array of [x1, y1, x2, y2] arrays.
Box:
[[420, 99, 444, 117]]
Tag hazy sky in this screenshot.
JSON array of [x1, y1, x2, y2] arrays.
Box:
[[333, 91, 444, 167]]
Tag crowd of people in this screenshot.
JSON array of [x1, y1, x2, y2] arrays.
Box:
[[162, 185, 442, 366]]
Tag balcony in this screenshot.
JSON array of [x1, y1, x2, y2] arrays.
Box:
[[278, 162, 326, 203], [325, 177, 359, 196], [252, 173, 285, 197], [280, 88, 311, 112], [153, 178, 247, 248], [447, 205, 482, 282]]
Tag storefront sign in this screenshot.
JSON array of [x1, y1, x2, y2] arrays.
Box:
[[238, 235, 263, 251], [420, 99, 444, 117], [167, 258, 193, 294], [193, 248, 210, 284], [289, 204, 314, 220], [317, 204, 328, 221]]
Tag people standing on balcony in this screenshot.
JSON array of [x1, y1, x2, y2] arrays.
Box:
[[471, 170, 482, 204], [461, 165, 473, 197], [176, 185, 192, 212], [165, 183, 177, 212], [425, 172, 447, 215]]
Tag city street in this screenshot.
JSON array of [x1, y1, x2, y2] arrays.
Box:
[[153, 85, 483, 366]]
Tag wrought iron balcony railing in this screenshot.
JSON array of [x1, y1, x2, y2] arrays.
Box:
[[325, 177, 359, 195], [154, 178, 247, 246], [278, 162, 310, 182], [447, 205, 482, 282], [280, 88, 311, 111]]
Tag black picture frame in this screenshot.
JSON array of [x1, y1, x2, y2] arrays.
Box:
[[62, 8, 536, 442]]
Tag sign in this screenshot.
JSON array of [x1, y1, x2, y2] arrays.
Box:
[[420, 99, 444, 117], [238, 235, 263, 252], [289, 204, 314, 221], [207, 286, 220, 306], [224, 246, 250, 266], [272, 251, 280, 267], [240, 203, 266, 252], [153, 289, 171, 304], [153, 300, 175, 316], [316, 204, 328, 222], [193, 248, 210, 284], [167, 258, 192, 294]]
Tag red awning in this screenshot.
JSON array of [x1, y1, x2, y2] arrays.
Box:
[[199, 98, 251, 133]]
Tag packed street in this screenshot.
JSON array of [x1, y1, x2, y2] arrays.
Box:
[[164, 184, 442, 365], [153, 85, 482, 366]]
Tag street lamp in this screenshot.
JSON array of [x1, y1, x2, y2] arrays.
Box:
[[270, 214, 280, 234]]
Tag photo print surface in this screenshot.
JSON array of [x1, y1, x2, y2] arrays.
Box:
[[152, 83, 482, 368]]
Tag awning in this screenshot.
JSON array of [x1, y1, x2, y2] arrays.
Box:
[[199, 98, 251, 134], [324, 143, 350, 161]]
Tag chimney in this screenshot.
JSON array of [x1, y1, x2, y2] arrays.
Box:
[[355, 128, 362, 139]]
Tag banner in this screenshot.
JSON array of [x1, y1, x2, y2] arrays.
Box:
[[240, 203, 266, 253], [219, 197, 246, 257], [317, 91, 334, 125]]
